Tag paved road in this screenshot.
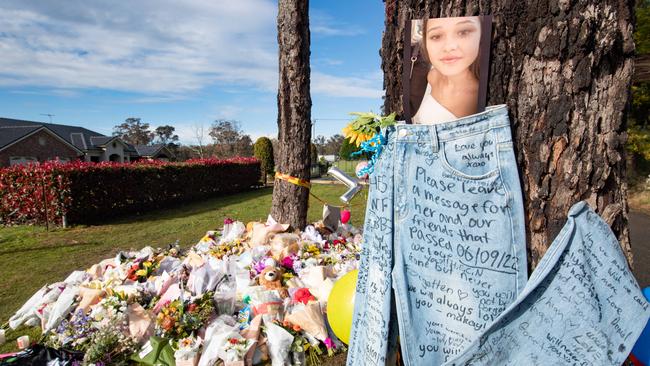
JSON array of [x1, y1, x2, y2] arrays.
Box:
[[631, 210, 650, 289]]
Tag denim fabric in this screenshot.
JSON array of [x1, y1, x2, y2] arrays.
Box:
[[347, 105, 528, 365], [446, 201, 650, 366]]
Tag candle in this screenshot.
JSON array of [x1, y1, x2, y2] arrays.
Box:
[[16, 335, 29, 349]]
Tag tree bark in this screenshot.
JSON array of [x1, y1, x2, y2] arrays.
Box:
[[382, 0, 635, 269], [271, 0, 312, 230]]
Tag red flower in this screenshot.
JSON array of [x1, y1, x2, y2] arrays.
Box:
[[293, 288, 316, 305], [126, 264, 140, 281], [229, 338, 239, 344], [187, 303, 198, 312]]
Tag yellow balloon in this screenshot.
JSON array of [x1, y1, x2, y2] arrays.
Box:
[[326, 269, 358, 344]]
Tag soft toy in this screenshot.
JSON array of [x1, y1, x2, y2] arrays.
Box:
[[269, 233, 300, 261], [259, 266, 289, 299]]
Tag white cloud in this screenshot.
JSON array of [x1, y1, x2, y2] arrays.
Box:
[[312, 72, 383, 98], [311, 11, 366, 37], [0, 1, 381, 101], [0, 1, 279, 94]]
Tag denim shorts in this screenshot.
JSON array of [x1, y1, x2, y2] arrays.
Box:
[[445, 201, 650, 365], [347, 105, 528, 365]]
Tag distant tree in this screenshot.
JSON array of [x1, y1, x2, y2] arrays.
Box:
[[192, 123, 208, 159], [235, 135, 254, 157], [209, 119, 252, 158], [154, 125, 180, 158], [254, 137, 275, 185], [339, 137, 359, 160], [636, 0, 650, 54], [113, 118, 154, 145], [154, 125, 179, 145], [314, 135, 326, 154], [325, 134, 345, 155]]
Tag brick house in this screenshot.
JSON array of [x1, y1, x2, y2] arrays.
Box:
[[0, 117, 174, 167]]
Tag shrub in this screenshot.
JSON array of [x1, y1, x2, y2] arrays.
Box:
[[0, 158, 260, 226], [254, 137, 274, 183]]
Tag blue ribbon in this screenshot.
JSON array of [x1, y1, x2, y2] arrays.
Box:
[[351, 132, 386, 177]]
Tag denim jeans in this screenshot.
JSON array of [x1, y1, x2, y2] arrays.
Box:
[[446, 201, 650, 366], [347, 105, 528, 365]]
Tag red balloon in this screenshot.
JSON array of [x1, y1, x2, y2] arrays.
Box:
[[341, 209, 351, 224]]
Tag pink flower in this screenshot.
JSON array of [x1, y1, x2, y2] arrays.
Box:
[[324, 337, 335, 349], [224, 218, 234, 225], [280, 256, 294, 269]]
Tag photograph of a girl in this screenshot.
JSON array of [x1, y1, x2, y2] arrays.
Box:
[[406, 16, 492, 124]]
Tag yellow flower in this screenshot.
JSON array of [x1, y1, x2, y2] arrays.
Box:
[[136, 269, 148, 277], [143, 261, 152, 268], [342, 124, 374, 147]]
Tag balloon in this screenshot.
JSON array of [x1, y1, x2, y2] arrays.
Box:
[[326, 270, 358, 345], [328, 166, 362, 203], [355, 161, 369, 180], [341, 209, 351, 224]]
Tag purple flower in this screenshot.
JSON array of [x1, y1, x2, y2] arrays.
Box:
[[253, 260, 267, 274]]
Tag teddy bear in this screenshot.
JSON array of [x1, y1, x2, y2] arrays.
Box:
[[259, 266, 289, 299]]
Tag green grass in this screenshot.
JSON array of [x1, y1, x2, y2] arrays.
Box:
[[0, 184, 368, 353]]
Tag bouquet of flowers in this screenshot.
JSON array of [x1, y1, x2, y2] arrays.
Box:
[[45, 309, 96, 351], [221, 336, 255, 364], [83, 318, 138, 366], [126, 259, 159, 283], [156, 291, 215, 340], [174, 334, 202, 366], [89, 294, 129, 329]]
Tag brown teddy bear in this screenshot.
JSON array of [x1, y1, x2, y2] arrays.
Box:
[[259, 266, 289, 298]]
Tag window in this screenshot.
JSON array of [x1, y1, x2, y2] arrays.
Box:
[[38, 136, 46, 146], [9, 156, 38, 166]]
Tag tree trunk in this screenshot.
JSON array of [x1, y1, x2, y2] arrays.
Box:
[[382, 0, 635, 269], [271, 0, 312, 230]]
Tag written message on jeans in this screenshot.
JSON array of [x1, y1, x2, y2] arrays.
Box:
[[446, 202, 650, 366]]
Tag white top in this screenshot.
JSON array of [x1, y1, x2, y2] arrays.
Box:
[[412, 83, 458, 125]]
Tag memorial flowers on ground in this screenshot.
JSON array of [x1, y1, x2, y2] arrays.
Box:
[[4, 215, 361, 365]]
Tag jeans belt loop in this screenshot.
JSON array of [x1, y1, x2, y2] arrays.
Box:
[[430, 126, 440, 153]]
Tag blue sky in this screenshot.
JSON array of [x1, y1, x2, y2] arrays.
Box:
[[0, 1, 385, 144]]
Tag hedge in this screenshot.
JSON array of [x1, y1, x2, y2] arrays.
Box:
[[0, 158, 261, 226]]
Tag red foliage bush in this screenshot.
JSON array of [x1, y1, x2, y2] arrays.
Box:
[[0, 158, 260, 226]]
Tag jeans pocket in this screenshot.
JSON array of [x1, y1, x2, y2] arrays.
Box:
[[440, 130, 500, 180]]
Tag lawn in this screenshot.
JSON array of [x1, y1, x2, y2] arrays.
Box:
[[0, 183, 368, 354]]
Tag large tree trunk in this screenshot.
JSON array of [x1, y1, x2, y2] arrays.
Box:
[[271, 0, 312, 230], [382, 0, 635, 269]]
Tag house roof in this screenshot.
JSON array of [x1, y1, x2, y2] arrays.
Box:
[[0, 117, 138, 153], [0, 117, 108, 151], [134, 144, 173, 158], [0, 125, 41, 149]]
